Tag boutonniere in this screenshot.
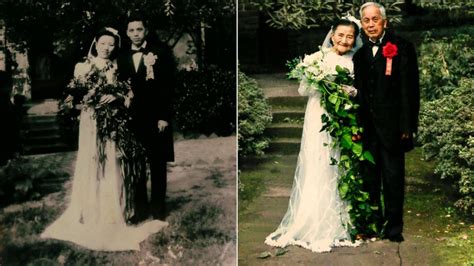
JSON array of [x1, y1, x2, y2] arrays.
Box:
[[382, 42, 398, 76], [143, 52, 158, 80]]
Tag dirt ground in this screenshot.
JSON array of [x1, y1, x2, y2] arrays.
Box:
[[0, 136, 236, 265]]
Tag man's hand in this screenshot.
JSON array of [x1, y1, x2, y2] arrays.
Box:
[[99, 94, 116, 105], [401, 133, 411, 140], [342, 85, 357, 97], [157, 120, 168, 132]]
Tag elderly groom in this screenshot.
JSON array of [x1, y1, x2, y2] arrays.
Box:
[[353, 2, 420, 242]]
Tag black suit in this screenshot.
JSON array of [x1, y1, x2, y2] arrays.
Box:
[[353, 31, 420, 237], [117, 39, 176, 219]]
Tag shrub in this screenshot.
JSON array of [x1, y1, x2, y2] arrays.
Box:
[[418, 78, 474, 215], [174, 68, 236, 136], [238, 71, 272, 157], [418, 33, 473, 101]]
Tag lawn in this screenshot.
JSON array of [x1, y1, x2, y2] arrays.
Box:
[[238, 148, 473, 265], [0, 136, 237, 265]]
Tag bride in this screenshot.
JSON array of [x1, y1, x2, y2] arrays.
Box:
[[41, 27, 167, 251], [265, 18, 362, 253]]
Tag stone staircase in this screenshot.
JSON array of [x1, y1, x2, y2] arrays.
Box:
[[252, 73, 306, 154], [21, 100, 77, 155]]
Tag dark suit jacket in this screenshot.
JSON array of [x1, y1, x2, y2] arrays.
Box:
[[117, 39, 176, 162], [353, 32, 420, 152]]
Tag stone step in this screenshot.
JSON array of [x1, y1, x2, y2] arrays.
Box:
[[268, 96, 307, 108], [267, 138, 301, 154], [265, 123, 303, 139], [24, 134, 63, 145], [272, 109, 305, 124], [24, 126, 61, 137], [23, 143, 74, 155], [25, 114, 57, 124]]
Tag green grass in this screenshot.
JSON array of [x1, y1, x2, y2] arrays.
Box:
[[405, 149, 474, 265], [239, 148, 473, 265], [238, 154, 297, 213]]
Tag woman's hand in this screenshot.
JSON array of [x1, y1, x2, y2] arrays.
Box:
[[99, 94, 116, 105], [64, 94, 74, 103], [342, 85, 357, 97]]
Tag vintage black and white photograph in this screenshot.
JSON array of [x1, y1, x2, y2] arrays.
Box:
[[238, 0, 473, 265], [0, 0, 236, 264]]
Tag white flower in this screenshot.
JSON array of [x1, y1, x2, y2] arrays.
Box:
[[144, 52, 158, 80], [74, 62, 92, 78], [144, 52, 158, 67], [306, 66, 320, 76], [105, 68, 117, 84], [303, 51, 323, 65]]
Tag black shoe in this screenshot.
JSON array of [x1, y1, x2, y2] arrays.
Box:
[[128, 213, 148, 225], [386, 233, 404, 242]]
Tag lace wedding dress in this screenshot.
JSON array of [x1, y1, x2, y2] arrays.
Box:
[[265, 50, 359, 252], [41, 57, 167, 251]]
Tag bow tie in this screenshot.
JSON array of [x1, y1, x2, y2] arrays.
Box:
[[368, 40, 382, 47], [131, 48, 145, 54]]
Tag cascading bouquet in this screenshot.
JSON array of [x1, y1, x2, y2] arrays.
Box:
[[288, 48, 378, 238], [59, 58, 146, 220]]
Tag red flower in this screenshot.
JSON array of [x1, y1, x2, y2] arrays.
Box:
[[382, 42, 398, 58]]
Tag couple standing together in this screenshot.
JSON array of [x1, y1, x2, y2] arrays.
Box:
[[41, 14, 176, 251], [266, 2, 420, 252]]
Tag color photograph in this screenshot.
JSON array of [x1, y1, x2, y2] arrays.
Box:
[[238, 0, 473, 265]]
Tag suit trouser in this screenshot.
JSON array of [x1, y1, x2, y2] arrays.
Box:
[[364, 136, 405, 236], [135, 150, 167, 209]]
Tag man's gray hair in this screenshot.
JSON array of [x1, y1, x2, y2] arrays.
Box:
[[360, 2, 387, 19]]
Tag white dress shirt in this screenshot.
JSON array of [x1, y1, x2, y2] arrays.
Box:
[[131, 41, 147, 72], [370, 32, 385, 57]]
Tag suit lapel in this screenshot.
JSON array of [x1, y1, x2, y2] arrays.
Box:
[[126, 51, 136, 74]]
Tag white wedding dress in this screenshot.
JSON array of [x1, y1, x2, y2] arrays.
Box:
[[41, 57, 168, 251], [265, 50, 359, 252]]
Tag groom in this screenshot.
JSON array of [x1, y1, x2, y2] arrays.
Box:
[[353, 2, 420, 242], [118, 13, 176, 222]]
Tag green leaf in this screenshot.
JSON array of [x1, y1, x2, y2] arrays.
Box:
[[341, 134, 353, 149], [340, 155, 350, 161], [335, 99, 341, 112], [335, 65, 345, 73], [275, 248, 288, 256], [339, 183, 349, 198], [369, 223, 378, 233], [257, 251, 272, 259], [328, 94, 338, 104], [363, 151, 375, 164], [352, 143, 363, 157]]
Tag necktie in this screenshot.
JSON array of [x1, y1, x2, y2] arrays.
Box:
[[368, 40, 381, 47]]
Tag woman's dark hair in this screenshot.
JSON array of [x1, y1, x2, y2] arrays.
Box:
[[89, 28, 121, 60], [331, 19, 359, 38]]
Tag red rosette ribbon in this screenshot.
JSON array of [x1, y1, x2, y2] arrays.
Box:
[[382, 42, 398, 76]]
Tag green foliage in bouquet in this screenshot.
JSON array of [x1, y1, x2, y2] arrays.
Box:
[[238, 70, 272, 157], [288, 53, 378, 238], [418, 78, 473, 216]]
